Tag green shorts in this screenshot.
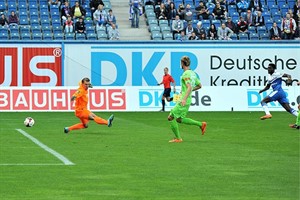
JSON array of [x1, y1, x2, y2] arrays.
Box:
[[169, 102, 190, 119]]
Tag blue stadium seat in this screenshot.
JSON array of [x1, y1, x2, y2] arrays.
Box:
[[277, 0, 287, 8], [238, 33, 249, 40], [21, 32, 31, 40], [0, 1, 6, 11], [86, 26, 95, 34], [10, 26, 19, 34], [30, 18, 40, 26], [280, 4, 288, 16], [269, 4, 279, 13], [7, 3, 17, 12], [266, 0, 276, 6], [249, 33, 259, 40], [160, 26, 171, 34], [145, 5, 154, 12], [10, 32, 20, 40], [228, 5, 237, 13], [31, 25, 41, 34], [97, 32, 108, 40], [259, 32, 269, 40], [41, 25, 52, 34], [202, 20, 210, 29], [41, 19, 51, 27], [52, 19, 61, 27], [148, 19, 158, 26], [87, 33, 97, 40], [0, 25, 8, 34], [257, 26, 267, 35], [272, 11, 282, 21], [43, 33, 53, 40], [53, 25, 63, 34], [211, 20, 221, 29], [85, 19, 93, 26], [248, 26, 257, 33], [65, 33, 75, 40], [152, 32, 162, 40], [231, 33, 238, 40], [54, 33, 64, 40], [20, 25, 31, 34], [287, 0, 295, 8], [20, 18, 29, 25], [265, 19, 273, 30], [149, 25, 160, 34], [40, 4, 48, 12], [76, 33, 86, 40], [0, 32, 9, 40], [163, 32, 173, 40], [18, 2, 27, 10], [32, 32, 42, 40]]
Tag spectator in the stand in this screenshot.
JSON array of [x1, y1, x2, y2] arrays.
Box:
[[253, 10, 264, 27], [218, 23, 234, 40], [0, 13, 8, 27], [237, 16, 248, 33], [155, 3, 168, 20], [61, 1, 71, 23], [294, 22, 300, 39], [8, 11, 18, 27], [108, 23, 120, 40], [248, 0, 262, 12], [75, 17, 86, 34], [189, 31, 199, 40], [195, 1, 212, 21], [90, 0, 104, 19], [245, 9, 253, 26], [71, 1, 86, 20], [106, 9, 116, 27], [293, 1, 300, 24], [168, 2, 177, 20], [269, 22, 281, 40], [212, 2, 226, 20], [281, 13, 296, 39], [48, 0, 61, 8], [208, 23, 218, 40], [176, 30, 187, 41], [184, 3, 193, 23], [155, 0, 162, 5], [130, 0, 142, 28], [177, 4, 185, 20], [194, 21, 207, 39], [93, 4, 107, 27], [225, 16, 237, 33], [237, 0, 249, 13], [64, 16, 74, 33], [185, 22, 194, 38], [172, 14, 184, 39]]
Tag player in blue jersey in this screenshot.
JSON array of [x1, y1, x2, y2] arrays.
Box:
[[259, 63, 297, 120]]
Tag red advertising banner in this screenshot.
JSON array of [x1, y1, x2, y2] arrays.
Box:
[[0, 46, 62, 86], [0, 88, 126, 111]]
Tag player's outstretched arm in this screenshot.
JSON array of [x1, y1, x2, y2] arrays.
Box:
[[282, 73, 292, 86], [259, 84, 271, 94], [192, 83, 202, 91]]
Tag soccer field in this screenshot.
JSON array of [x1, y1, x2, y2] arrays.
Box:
[[0, 111, 299, 200]]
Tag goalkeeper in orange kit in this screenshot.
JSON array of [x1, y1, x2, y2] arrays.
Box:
[[64, 77, 114, 134]]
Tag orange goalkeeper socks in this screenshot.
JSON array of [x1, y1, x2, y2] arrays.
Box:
[[94, 116, 108, 125], [69, 123, 85, 131]]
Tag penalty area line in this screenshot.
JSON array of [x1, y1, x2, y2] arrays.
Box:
[[16, 129, 75, 166], [0, 163, 65, 166]]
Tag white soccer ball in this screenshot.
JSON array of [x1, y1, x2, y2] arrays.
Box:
[[24, 117, 35, 127]]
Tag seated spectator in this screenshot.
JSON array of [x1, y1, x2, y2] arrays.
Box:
[[225, 17, 237, 33], [294, 22, 300, 39], [189, 32, 199, 40], [155, 3, 168, 20], [61, 1, 72, 23], [248, 0, 262, 12], [75, 17, 86, 34], [237, 0, 249, 13], [108, 23, 120, 40], [208, 24, 218, 40], [218, 23, 234, 40], [212, 2, 226, 20], [194, 21, 207, 39], [8, 11, 18, 27], [90, 0, 105, 19], [176, 30, 187, 41], [252, 6, 262, 17], [177, 4, 185, 20], [106, 9, 116, 27], [93, 4, 107, 27], [281, 13, 296, 39], [168, 2, 177, 20], [71, 1, 86, 20], [48, 0, 61, 8], [0, 13, 8, 27], [253, 11, 264, 27], [245, 10, 254, 27], [269, 22, 281, 40], [195, 1, 212, 21], [237, 16, 248, 33], [172, 14, 184, 39], [185, 22, 194, 38], [184, 4, 193, 23], [64, 16, 73, 33], [293, 1, 300, 23]]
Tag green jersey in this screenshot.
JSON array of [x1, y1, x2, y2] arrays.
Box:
[[180, 70, 200, 104]]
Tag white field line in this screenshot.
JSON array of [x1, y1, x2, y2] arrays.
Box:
[[15, 129, 75, 166], [0, 163, 65, 166]]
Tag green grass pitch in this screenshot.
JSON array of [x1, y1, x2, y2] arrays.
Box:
[[0, 111, 299, 200]]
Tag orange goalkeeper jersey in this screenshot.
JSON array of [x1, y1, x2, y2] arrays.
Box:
[[73, 82, 88, 111]]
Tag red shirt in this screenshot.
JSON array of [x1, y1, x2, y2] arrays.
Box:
[[162, 74, 174, 89]]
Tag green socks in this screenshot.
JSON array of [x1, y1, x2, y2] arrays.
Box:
[[170, 120, 181, 139], [182, 118, 202, 127], [296, 111, 300, 126]]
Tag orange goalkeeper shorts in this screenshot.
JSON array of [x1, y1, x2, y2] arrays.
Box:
[[75, 109, 91, 125]]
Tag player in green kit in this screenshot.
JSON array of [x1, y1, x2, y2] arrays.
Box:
[[168, 56, 207, 143]]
